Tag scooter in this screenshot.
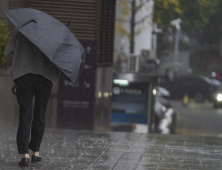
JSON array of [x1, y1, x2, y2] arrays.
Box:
[[154, 87, 176, 134]]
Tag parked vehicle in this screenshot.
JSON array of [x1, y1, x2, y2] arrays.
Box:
[[154, 87, 176, 134], [159, 75, 220, 102]]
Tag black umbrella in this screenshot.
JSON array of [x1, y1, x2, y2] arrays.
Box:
[[4, 8, 86, 85]]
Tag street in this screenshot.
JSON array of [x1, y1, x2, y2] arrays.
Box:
[[171, 99, 222, 137]]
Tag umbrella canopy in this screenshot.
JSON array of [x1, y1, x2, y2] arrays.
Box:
[[4, 8, 86, 85]]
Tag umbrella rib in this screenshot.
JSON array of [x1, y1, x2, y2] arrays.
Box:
[[16, 20, 37, 31]]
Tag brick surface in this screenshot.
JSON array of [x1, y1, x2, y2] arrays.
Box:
[[0, 128, 221, 169]]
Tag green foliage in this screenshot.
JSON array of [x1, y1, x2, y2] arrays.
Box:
[[153, 0, 182, 29], [180, 0, 219, 30], [153, 0, 220, 30], [0, 20, 9, 68], [200, 1, 222, 53], [116, 0, 152, 38]]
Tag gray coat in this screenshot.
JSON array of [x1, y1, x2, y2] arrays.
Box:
[[4, 32, 59, 82]]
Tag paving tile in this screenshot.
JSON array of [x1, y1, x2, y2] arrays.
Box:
[[159, 163, 179, 169], [113, 163, 136, 170], [0, 127, 222, 169], [179, 164, 202, 169], [135, 164, 157, 170], [118, 156, 140, 164]]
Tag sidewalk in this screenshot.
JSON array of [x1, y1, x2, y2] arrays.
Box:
[[0, 127, 221, 170]]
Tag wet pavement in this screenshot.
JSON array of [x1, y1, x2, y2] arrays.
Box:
[[171, 100, 222, 136], [0, 127, 222, 170]]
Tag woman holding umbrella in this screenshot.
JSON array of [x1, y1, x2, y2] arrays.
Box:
[[4, 8, 85, 167], [5, 31, 59, 166]]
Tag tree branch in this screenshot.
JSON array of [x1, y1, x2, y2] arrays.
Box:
[[134, 0, 151, 13], [134, 13, 152, 25]]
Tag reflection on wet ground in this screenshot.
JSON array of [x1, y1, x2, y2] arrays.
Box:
[[171, 100, 222, 137], [0, 127, 222, 169]]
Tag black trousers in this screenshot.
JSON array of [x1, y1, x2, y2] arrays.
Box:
[[14, 73, 52, 154]]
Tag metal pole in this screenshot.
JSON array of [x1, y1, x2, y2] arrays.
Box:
[[174, 28, 180, 63], [148, 83, 153, 133], [130, 0, 135, 53], [220, 37, 222, 58]]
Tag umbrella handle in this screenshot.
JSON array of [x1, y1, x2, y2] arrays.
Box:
[[12, 85, 17, 95]]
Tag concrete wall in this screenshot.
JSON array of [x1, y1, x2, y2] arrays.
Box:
[[134, 0, 154, 55], [94, 66, 113, 131], [0, 0, 9, 24], [0, 75, 18, 127]]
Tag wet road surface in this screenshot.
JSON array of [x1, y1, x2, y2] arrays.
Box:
[[172, 100, 222, 136], [0, 127, 222, 169]]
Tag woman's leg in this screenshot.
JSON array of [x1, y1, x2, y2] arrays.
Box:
[[29, 76, 52, 153], [15, 74, 34, 155]]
